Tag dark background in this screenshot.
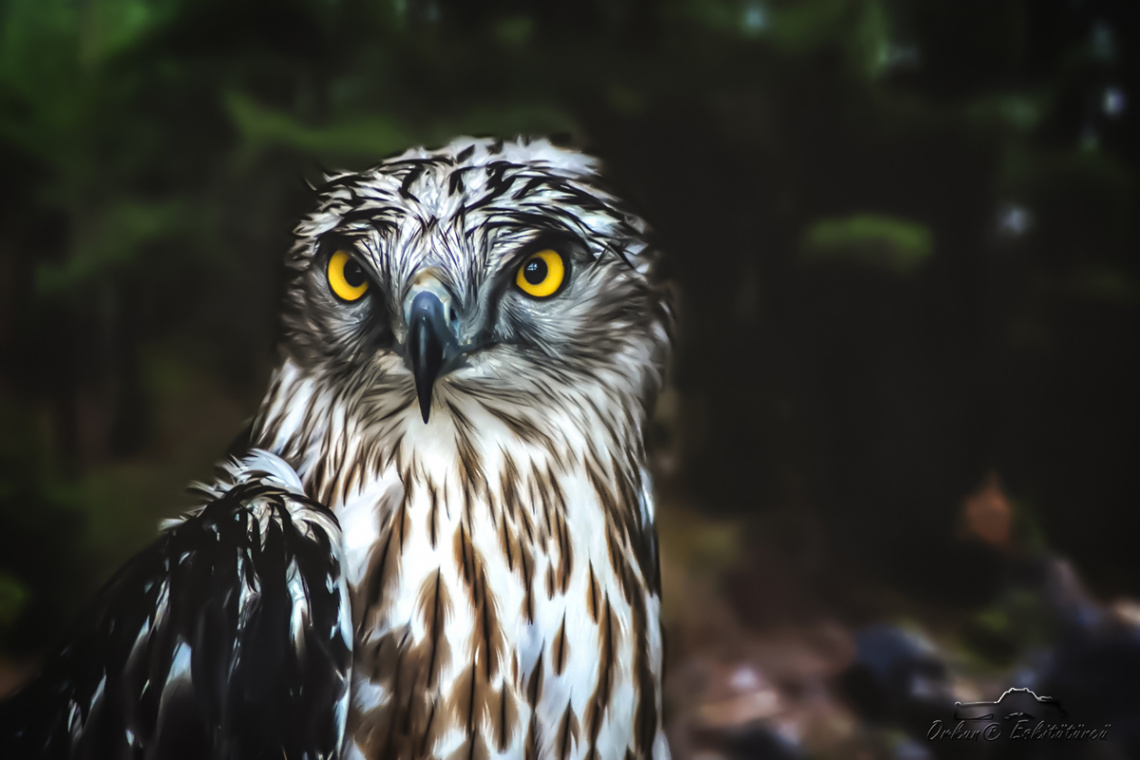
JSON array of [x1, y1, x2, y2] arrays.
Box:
[[1, 1, 1137, 757]]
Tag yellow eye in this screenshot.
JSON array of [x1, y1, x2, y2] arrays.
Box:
[[515, 249, 566, 298], [327, 250, 370, 302]]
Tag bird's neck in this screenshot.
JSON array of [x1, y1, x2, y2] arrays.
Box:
[[250, 358, 650, 526]]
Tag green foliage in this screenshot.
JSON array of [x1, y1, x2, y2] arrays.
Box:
[[35, 199, 193, 295], [801, 214, 933, 275], [224, 91, 414, 159], [0, 572, 28, 630]]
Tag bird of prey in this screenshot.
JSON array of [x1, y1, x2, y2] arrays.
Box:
[[252, 136, 672, 760], [0, 136, 672, 760]]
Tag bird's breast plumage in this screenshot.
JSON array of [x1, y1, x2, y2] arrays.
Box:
[[253, 359, 668, 760]]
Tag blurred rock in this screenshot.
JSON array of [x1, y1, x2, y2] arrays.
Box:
[[1038, 593, 1140, 756], [892, 737, 935, 760], [670, 654, 800, 759], [667, 623, 863, 760], [839, 625, 956, 738], [696, 662, 784, 729], [717, 723, 804, 760], [958, 556, 1140, 759]]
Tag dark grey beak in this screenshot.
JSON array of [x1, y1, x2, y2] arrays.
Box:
[[405, 291, 459, 423]]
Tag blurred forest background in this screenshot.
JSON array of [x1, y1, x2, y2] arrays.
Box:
[[1, 0, 1138, 757]]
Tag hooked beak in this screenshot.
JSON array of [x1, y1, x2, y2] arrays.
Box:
[[405, 290, 460, 423]]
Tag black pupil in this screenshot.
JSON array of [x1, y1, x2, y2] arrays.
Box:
[[523, 258, 548, 285], [343, 259, 366, 288]]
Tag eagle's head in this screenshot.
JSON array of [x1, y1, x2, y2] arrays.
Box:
[[273, 137, 671, 437]]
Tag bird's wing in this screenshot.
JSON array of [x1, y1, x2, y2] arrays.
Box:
[[637, 465, 663, 595], [0, 450, 353, 760]]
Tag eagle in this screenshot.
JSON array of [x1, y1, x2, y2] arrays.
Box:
[[1, 137, 673, 760]]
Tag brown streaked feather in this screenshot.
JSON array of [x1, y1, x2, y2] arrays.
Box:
[[454, 523, 475, 588], [471, 565, 506, 681], [605, 523, 638, 607], [357, 513, 403, 633], [499, 515, 515, 572], [348, 630, 409, 760], [500, 450, 522, 522], [445, 665, 494, 760], [381, 431, 406, 471], [585, 595, 617, 760], [485, 405, 555, 450], [453, 418, 490, 525], [534, 465, 557, 545], [417, 700, 438, 758], [427, 481, 440, 548], [555, 702, 580, 760], [495, 682, 520, 752], [383, 642, 409, 759], [517, 494, 536, 545], [631, 591, 658, 757], [527, 649, 545, 708], [342, 458, 364, 504], [510, 539, 534, 622], [310, 454, 329, 504], [525, 712, 541, 760], [552, 613, 569, 676], [415, 569, 453, 691], [586, 561, 600, 623], [585, 459, 619, 523], [394, 483, 411, 551], [557, 509, 573, 593]]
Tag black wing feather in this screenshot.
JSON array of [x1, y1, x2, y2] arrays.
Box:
[[0, 454, 352, 760]]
